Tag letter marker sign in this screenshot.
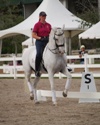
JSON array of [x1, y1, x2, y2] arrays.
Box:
[[79, 72, 99, 103]]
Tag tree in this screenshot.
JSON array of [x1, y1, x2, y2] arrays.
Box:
[[74, 0, 98, 24], [71, 0, 100, 50], [0, 1, 23, 30], [0, 0, 24, 54]]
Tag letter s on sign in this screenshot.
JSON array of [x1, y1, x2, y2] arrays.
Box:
[[84, 74, 91, 84]]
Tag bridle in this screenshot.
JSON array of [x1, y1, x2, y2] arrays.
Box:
[[47, 29, 65, 54]]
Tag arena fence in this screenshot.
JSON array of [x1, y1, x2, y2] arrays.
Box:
[[0, 54, 100, 79]]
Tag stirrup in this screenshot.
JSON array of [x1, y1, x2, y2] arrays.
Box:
[[35, 71, 41, 77]]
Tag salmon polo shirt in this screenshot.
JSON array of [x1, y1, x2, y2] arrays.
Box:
[[33, 21, 51, 37]]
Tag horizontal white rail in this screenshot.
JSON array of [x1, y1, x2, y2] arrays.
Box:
[[67, 54, 100, 59], [68, 64, 100, 68], [40, 90, 100, 99], [0, 57, 22, 61], [0, 54, 100, 78]]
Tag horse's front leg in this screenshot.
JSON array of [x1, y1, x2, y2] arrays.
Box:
[[62, 68, 72, 97], [48, 71, 57, 105], [33, 76, 41, 104]]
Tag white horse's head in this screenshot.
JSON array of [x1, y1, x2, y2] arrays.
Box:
[[50, 27, 65, 54]]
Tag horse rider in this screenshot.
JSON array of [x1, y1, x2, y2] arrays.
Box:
[[32, 11, 52, 77]]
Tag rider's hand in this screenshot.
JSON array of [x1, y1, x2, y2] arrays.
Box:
[[38, 37, 41, 40], [41, 37, 49, 42]]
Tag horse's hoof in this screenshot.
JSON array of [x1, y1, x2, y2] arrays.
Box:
[[30, 93, 34, 100], [34, 101, 40, 104], [62, 92, 67, 97], [30, 96, 34, 100], [53, 102, 57, 106]]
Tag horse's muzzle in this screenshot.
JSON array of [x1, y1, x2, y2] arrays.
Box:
[[58, 50, 65, 55]]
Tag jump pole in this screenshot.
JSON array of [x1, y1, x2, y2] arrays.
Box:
[[38, 90, 100, 99], [37, 90, 100, 103], [37, 72, 100, 103]]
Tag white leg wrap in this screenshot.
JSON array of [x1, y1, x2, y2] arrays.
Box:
[[27, 82, 33, 92], [33, 89, 37, 101], [51, 90, 56, 104], [65, 78, 71, 90]]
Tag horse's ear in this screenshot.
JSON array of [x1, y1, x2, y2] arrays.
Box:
[[52, 27, 57, 32]]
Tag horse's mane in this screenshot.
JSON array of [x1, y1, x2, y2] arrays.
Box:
[[49, 28, 55, 42]]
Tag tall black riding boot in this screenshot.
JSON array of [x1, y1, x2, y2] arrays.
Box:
[[35, 56, 41, 77]]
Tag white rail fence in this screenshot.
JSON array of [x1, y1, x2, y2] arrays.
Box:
[[0, 54, 100, 79]]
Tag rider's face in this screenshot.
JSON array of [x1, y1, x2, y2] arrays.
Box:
[[39, 16, 46, 22]]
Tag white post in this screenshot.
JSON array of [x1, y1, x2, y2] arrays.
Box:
[[13, 55, 17, 79], [59, 72, 62, 79], [79, 39, 81, 49], [84, 54, 88, 72], [69, 37, 72, 55], [0, 39, 2, 57], [65, 38, 68, 54]]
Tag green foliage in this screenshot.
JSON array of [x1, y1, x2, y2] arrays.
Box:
[[0, 4, 23, 30], [72, 0, 100, 50], [2, 35, 25, 54], [76, 8, 99, 25], [0, 1, 24, 54], [75, 0, 99, 24]]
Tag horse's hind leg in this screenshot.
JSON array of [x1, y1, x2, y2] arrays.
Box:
[[25, 70, 34, 100], [33, 77, 41, 103], [62, 68, 72, 97], [25, 70, 41, 103]]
